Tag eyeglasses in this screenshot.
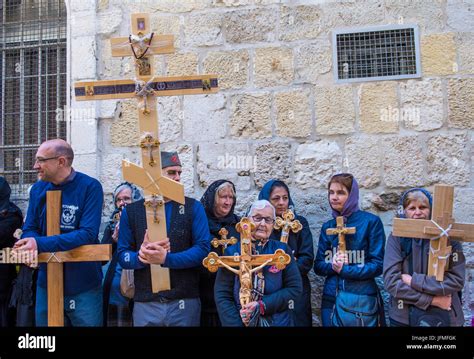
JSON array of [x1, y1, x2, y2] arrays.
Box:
[[35, 156, 60, 164], [252, 216, 274, 224]]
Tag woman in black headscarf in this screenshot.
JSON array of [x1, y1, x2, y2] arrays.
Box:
[[200, 180, 240, 327], [0, 177, 23, 326]]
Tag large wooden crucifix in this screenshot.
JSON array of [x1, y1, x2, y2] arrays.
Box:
[[74, 13, 218, 292], [0, 191, 111, 326], [203, 218, 291, 312], [274, 209, 302, 244], [393, 185, 474, 281], [326, 216, 356, 254]]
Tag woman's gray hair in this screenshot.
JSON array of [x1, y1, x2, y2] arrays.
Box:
[[248, 199, 276, 219]]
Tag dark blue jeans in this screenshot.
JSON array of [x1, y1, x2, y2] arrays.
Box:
[[133, 298, 201, 327], [36, 284, 103, 327]]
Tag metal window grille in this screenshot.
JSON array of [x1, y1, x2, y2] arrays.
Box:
[[333, 25, 421, 83], [0, 0, 67, 199]]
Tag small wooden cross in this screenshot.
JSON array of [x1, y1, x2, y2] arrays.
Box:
[[393, 185, 474, 281], [326, 216, 356, 254], [0, 191, 111, 326], [203, 217, 291, 311], [211, 228, 238, 252], [74, 13, 218, 293], [274, 209, 303, 244]]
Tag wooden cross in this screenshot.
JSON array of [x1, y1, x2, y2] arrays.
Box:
[[0, 191, 111, 327], [74, 13, 218, 293], [211, 228, 238, 252], [326, 216, 356, 254], [393, 185, 474, 281], [274, 209, 303, 244], [203, 217, 291, 312]]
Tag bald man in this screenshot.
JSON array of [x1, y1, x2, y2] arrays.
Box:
[[15, 139, 104, 326]]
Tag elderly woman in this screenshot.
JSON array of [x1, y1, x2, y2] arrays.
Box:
[[258, 179, 314, 326], [102, 182, 142, 327], [199, 180, 241, 327], [383, 188, 465, 327], [314, 173, 385, 327], [214, 199, 302, 327]]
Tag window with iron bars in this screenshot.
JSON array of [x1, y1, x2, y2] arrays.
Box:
[[333, 24, 421, 83], [0, 0, 67, 200]]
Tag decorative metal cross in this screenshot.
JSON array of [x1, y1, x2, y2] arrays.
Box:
[[274, 209, 303, 244], [211, 228, 238, 252]]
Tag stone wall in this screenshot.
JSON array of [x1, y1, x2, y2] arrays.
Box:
[[69, 0, 474, 325]]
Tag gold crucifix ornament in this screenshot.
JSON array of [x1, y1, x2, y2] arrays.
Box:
[[325, 216, 356, 254], [393, 185, 474, 281], [211, 228, 238, 252], [274, 209, 303, 244], [140, 133, 160, 167], [203, 217, 291, 310]]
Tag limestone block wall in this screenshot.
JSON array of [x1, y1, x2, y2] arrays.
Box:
[[68, 0, 474, 325]]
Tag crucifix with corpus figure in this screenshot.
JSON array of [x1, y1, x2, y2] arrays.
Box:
[[211, 228, 238, 254], [326, 216, 356, 255], [274, 209, 302, 244], [203, 218, 291, 310], [0, 191, 111, 327], [393, 184, 474, 281], [74, 13, 218, 292]]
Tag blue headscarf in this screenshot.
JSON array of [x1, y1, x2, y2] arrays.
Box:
[[258, 179, 296, 214], [396, 188, 433, 219], [329, 173, 360, 220]]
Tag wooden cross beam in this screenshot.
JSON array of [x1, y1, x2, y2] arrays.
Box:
[[0, 191, 111, 327], [73, 13, 219, 293], [393, 185, 474, 281], [326, 216, 356, 254], [274, 209, 303, 244], [211, 228, 238, 252], [203, 218, 291, 312]]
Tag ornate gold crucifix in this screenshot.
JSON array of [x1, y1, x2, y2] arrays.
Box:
[[203, 218, 291, 309], [274, 209, 302, 244], [326, 216, 356, 254], [74, 13, 218, 293], [211, 228, 238, 253]]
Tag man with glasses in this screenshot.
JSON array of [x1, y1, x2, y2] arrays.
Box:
[[14, 139, 104, 326], [117, 151, 211, 326], [214, 199, 302, 326]]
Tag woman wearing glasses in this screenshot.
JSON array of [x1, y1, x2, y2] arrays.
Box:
[[314, 173, 386, 327], [258, 179, 314, 326], [102, 182, 143, 327], [214, 199, 302, 326], [199, 180, 241, 327]]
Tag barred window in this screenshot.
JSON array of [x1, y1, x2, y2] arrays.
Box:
[[0, 0, 67, 199], [333, 25, 421, 83]]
